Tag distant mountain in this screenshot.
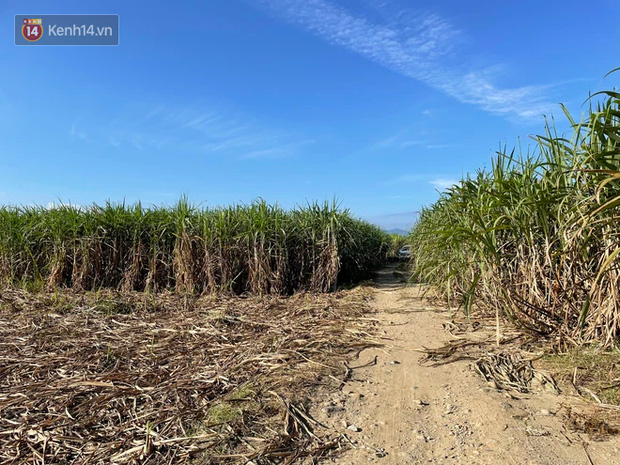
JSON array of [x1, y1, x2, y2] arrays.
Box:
[[385, 228, 409, 236]]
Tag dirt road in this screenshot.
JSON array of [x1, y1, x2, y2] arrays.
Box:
[[318, 264, 620, 464]]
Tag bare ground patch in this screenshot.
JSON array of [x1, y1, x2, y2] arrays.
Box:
[[330, 264, 620, 464]]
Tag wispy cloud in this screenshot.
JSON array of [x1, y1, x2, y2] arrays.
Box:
[[69, 123, 89, 143], [370, 131, 452, 151], [78, 103, 310, 159], [430, 178, 457, 190], [425, 144, 452, 150], [386, 173, 459, 191], [256, 0, 557, 119], [108, 135, 121, 147], [370, 133, 426, 150], [240, 139, 315, 159]]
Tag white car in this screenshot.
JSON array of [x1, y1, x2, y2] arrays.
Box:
[[398, 245, 411, 260]]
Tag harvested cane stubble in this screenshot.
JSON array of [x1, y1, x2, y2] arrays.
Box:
[[0, 288, 379, 464]]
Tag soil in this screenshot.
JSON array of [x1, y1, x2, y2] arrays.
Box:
[[313, 264, 620, 465]]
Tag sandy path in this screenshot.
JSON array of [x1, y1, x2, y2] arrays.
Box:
[[319, 264, 620, 464]]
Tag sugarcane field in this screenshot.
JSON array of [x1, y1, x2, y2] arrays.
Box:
[[3, 3, 620, 465]]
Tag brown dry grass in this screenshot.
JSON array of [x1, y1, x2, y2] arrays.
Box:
[[563, 405, 620, 441], [0, 287, 378, 464]]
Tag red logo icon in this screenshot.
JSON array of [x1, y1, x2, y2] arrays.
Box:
[[22, 18, 43, 42]]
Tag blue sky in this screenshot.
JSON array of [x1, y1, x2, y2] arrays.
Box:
[[1, 0, 618, 229]]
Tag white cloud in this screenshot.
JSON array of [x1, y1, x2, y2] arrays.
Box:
[[385, 173, 459, 190], [256, 0, 556, 120], [430, 178, 457, 190]]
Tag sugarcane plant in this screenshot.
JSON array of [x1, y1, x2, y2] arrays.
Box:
[[0, 199, 389, 295], [409, 72, 620, 346]]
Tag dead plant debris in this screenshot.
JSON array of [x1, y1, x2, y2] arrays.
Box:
[[418, 321, 559, 395], [564, 405, 620, 441], [0, 288, 378, 464], [474, 352, 559, 394]]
